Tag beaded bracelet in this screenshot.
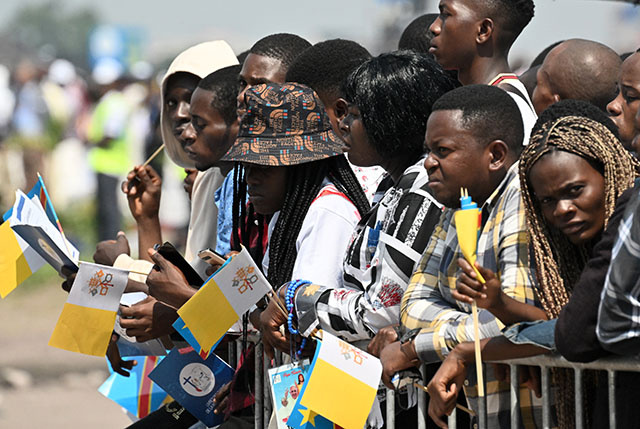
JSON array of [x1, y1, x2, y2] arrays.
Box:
[[285, 279, 311, 357]]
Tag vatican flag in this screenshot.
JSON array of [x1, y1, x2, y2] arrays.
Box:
[[299, 331, 382, 429], [49, 262, 128, 356]]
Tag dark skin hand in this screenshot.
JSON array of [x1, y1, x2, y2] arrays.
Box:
[[119, 296, 178, 342], [259, 293, 290, 360], [183, 168, 198, 199], [60, 266, 76, 293], [427, 349, 467, 429], [454, 258, 547, 325], [106, 333, 137, 377], [93, 231, 130, 266], [146, 249, 197, 308], [213, 381, 232, 415], [122, 165, 162, 262], [122, 165, 162, 222], [380, 340, 420, 389], [367, 325, 399, 357]]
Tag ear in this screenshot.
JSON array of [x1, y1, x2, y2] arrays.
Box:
[[486, 139, 509, 172], [334, 98, 349, 122], [476, 18, 494, 45]]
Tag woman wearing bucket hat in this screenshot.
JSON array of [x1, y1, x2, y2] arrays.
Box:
[[217, 82, 370, 354]]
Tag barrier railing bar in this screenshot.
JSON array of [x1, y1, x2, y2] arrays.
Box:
[[255, 341, 264, 429], [418, 364, 428, 429], [541, 366, 551, 429], [510, 364, 519, 429], [608, 370, 616, 429], [263, 351, 271, 428], [386, 387, 395, 428], [574, 368, 584, 429], [494, 354, 640, 372]]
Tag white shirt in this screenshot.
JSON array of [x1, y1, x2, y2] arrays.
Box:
[[262, 181, 361, 289]]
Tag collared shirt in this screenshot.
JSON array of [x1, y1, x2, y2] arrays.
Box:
[[597, 181, 640, 355], [294, 158, 443, 345], [401, 161, 542, 428]]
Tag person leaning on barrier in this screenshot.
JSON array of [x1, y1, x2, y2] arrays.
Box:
[[427, 102, 640, 429]]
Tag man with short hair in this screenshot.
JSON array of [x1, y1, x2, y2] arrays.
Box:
[[429, 0, 537, 139], [381, 85, 542, 427], [532, 39, 622, 115]]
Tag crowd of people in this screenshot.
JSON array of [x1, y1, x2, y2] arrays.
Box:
[[9, 0, 640, 428]]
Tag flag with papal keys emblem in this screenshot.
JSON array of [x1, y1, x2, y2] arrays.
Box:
[[0, 174, 71, 298], [149, 347, 234, 427], [294, 331, 382, 429], [174, 246, 272, 358], [99, 355, 170, 418], [49, 262, 128, 356]]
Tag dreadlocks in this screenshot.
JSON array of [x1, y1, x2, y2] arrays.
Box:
[[519, 115, 639, 428], [232, 155, 369, 288]]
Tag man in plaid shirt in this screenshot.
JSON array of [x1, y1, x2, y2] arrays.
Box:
[[380, 85, 544, 428]]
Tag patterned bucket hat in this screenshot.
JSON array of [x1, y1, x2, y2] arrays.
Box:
[[222, 82, 346, 166]]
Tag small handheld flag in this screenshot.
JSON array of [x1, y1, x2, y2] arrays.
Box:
[[454, 188, 485, 401], [49, 262, 128, 356], [297, 331, 381, 429], [175, 246, 271, 358]]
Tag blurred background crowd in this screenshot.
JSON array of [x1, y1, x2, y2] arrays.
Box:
[[0, 0, 638, 277]]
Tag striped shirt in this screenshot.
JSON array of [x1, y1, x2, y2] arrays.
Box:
[[597, 182, 640, 355], [401, 162, 543, 428], [294, 158, 443, 345]]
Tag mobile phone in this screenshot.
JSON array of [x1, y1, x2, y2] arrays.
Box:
[[198, 248, 227, 266], [154, 241, 204, 286]]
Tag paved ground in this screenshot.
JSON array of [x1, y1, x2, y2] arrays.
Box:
[[0, 282, 132, 428]]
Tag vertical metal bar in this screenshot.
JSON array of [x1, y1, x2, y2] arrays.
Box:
[[448, 399, 457, 429], [541, 366, 551, 429], [264, 352, 271, 428], [574, 369, 584, 429], [228, 341, 235, 368], [255, 341, 263, 429], [510, 364, 520, 429], [236, 338, 242, 368], [386, 388, 395, 429], [608, 370, 616, 429], [418, 364, 427, 429]]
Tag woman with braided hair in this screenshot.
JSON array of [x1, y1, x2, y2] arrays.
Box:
[[427, 102, 640, 428]]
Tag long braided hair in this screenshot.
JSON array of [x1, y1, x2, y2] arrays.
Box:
[[519, 115, 639, 428], [520, 116, 638, 318], [232, 155, 370, 288]]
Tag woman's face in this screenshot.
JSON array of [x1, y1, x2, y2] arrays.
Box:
[[529, 150, 606, 246], [339, 104, 383, 167], [243, 163, 288, 215]]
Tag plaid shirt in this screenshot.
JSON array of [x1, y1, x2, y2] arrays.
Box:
[[401, 162, 543, 428], [597, 181, 640, 355]]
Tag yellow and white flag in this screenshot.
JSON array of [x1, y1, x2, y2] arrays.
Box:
[[0, 221, 45, 298], [49, 262, 128, 356], [300, 331, 382, 429], [177, 246, 272, 356]]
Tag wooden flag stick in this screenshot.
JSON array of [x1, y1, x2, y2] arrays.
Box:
[[141, 143, 165, 167], [412, 382, 476, 416]]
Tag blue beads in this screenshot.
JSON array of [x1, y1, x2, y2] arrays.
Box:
[[285, 279, 311, 357]]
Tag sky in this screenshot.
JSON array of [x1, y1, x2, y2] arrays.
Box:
[[0, 0, 639, 66]]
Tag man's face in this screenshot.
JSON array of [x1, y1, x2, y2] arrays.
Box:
[[607, 52, 640, 150], [429, 0, 480, 71], [339, 104, 382, 167], [289, 384, 299, 400], [182, 87, 236, 171], [532, 48, 562, 115], [237, 53, 288, 123], [164, 73, 201, 143], [424, 109, 491, 208]]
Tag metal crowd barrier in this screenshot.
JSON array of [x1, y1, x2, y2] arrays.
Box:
[[233, 335, 640, 429]]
